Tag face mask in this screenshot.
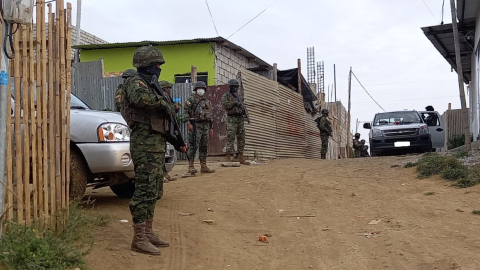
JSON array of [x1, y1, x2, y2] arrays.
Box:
[[196, 89, 205, 96], [230, 86, 238, 92], [137, 65, 162, 77]]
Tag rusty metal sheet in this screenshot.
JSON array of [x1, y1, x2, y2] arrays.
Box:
[[205, 85, 229, 156]]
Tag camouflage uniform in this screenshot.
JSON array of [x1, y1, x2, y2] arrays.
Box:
[[316, 109, 332, 159], [121, 46, 172, 256], [184, 81, 215, 174], [159, 80, 179, 182], [352, 133, 363, 158], [114, 69, 137, 112], [221, 79, 249, 165]]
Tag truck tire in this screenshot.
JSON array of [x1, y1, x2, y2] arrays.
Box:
[[110, 180, 135, 199], [70, 149, 88, 201]]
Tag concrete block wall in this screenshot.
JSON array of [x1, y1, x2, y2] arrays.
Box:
[[215, 44, 260, 85]]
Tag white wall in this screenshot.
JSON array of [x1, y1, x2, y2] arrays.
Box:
[[472, 7, 480, 140]]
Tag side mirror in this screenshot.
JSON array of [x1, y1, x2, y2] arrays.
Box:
[[363, 123, 371, 129]]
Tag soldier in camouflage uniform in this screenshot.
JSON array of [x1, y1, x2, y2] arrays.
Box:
[[360, 139, 370, 157], [184, 81, 215, 175], [221, 78, 250, 165], [352, 133, 363, 158], [114, 69, 137, 112], [315, 109, 332, 159], [121, 46, 187, 256], [159, 80, 179, 182]]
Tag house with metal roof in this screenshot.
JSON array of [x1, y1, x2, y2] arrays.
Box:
[[73, 37, 272, 86], [421, 0, 480, 140]]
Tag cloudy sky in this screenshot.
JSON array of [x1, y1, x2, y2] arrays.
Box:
[[65, 0, 464, 143]]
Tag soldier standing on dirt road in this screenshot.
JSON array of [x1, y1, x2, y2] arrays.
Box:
[[184, 81, 216, 176], [122, 46, 187, 256], [353, 133, 363, 158], [159, 80, 179, 183], [316, 109, 332, 159], [221, 78, 250, 165]]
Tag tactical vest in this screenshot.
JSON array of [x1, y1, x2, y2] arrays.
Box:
[[226, 92, 243, 115], [193, 98, 213, 122], [119, 78, 169, 135]]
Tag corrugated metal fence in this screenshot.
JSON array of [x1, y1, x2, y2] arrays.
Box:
[[71, 60, 122, 110]]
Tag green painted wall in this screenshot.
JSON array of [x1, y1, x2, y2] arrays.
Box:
[[80, 43, 216, 85]]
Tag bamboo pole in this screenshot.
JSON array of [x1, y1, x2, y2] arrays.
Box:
[[48, 4, 56, 218], [54, 5, 61, 214], [21, 25, 31, 226], [29, 22, 38, 221], [41, 0, 49, 221], [58, 0, 66, 210], [450, 0, 471, 153], [13, 28, 22, 222], [35, 0, 44, 221], [65, 2, 72, 206], [5, 41, 13, 222]]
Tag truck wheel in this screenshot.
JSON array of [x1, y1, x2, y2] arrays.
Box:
[[70, 149, 88, 201], [110, 180, 135, 199]]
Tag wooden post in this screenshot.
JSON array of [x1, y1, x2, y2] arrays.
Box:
[[13, 23, 22, 223], [48, 4, 56, 218], [66, 2, 73, 207], [273, 63, 277, 82], [297, 59, 302, 95], [334, 64, 337, 102], [5, 58, 13, 221], [54, 3, 61, 214], [450, 0, 471, 153], [346, 67, 352, 158], [41, 0, 49, 221], [28, 22, 38, 222], [446, 103, 452, 149], [35, 0, 44, 221], [58, 0, 67, 211], [191, 65, 197, 83]]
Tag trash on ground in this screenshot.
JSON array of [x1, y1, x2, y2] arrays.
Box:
[[368, 220, 382, 225], [201, 219, 216, 225], [119, 219, 129, 223]]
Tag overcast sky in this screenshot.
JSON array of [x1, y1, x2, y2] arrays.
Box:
[[64, 0, 465, 143]]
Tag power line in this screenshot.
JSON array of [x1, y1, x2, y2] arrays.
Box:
[[227, 0, 280, 39], [351, 71, 385, 112], [204, 0, 219, 36], [421, 0, 438, 22]]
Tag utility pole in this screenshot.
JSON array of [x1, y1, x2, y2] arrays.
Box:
[[347, 67, 352, 158], [74, 0, 81, 63], [450, 0, 471, 152], [0, 0, 10, 232]]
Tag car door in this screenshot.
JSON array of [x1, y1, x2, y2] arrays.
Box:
[[419, 111, 445, 148]]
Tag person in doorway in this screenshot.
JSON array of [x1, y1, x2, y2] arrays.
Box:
[[184, 81, 216, 175], [122, 46, 187, 256], [315, 109, 332, 159], [221, 78, 250, 165], [425, 105, 438, 126]]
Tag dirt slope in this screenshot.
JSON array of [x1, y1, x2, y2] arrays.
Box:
[[84, 157, 480, 270]]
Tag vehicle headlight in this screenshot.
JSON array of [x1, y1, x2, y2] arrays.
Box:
[[419, 125, 429, 134], [98, 123, 130, 142], [372, 129, 382, 138]]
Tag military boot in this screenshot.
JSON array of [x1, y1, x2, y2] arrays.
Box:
[[131, 222, 160, 256], [200, 159, 215, 173], [188, 159, 198, 174], [238, 152, 250, 165], [165, 172, 177, 181], [225, 154, 231, 162], [145, 219, 170, 248]]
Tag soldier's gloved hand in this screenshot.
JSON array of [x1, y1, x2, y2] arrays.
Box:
[[161, 100, 172, 114]]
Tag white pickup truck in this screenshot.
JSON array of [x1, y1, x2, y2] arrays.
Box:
[[10, 92, 176, 199], [363, 110, 445, 156]]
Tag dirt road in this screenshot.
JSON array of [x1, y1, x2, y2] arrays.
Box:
[[84, 157, 480, 270]]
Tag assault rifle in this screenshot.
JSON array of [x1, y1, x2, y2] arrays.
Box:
[[149, 75, 188, 154], [234, 82, 251, 124]]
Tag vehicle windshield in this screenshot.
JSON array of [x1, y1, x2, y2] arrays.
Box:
[[373, 112, 423, 126], [70, 94, 91, 110]]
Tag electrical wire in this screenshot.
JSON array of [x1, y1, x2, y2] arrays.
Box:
[[227, 0, 280, 39], [440, 0, 445, 24], [204, 0, 219, 36], [351, 71, 385, 112], [0, 3, 17, 59], [421, 0, 438, 23]]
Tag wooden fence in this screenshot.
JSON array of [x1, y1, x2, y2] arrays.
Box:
[[3, 0, 72, 227]]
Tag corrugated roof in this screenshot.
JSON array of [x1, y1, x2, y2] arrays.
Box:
[[72, 36, 272, 69], [421, 19, 475, 83]]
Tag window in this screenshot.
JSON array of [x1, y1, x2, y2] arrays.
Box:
[[373, 112, 422, 126]]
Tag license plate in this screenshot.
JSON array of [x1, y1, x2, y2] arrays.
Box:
[[394, 141, 410, 147]]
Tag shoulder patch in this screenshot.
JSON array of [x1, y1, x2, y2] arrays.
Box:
[[138, 81, 148, 89]]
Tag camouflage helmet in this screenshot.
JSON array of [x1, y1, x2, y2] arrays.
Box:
[[321, 109, 329, 115], [354, 133, 360, 139], [361, 139, 366, 144], [122, 68, 137, 78], [228, 78, 240, 87], [159, 80, 172, 89], [193, 81, 207, 91], [132, 46, 165, 68]]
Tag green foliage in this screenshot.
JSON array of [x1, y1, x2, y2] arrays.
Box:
[[448, 133, 473, 150]]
